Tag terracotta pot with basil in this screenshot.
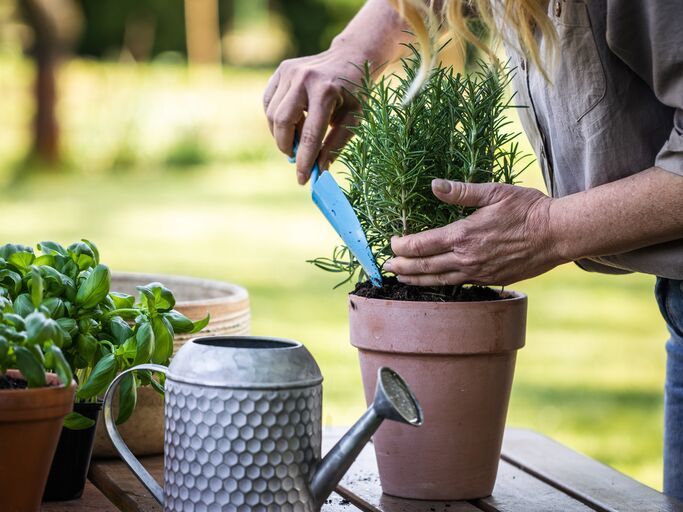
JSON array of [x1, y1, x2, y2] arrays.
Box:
[[0, 257, 76, 512], [0, 241, 210, 502], [310, 50, 529, 499]]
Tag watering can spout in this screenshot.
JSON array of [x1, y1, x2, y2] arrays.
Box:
[[309, 367, 423, 507]]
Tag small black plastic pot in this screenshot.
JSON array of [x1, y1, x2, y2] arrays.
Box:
[[42, 401, 102, 501]]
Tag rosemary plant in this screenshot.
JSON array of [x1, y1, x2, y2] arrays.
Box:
[[311, 46, 530, 288]]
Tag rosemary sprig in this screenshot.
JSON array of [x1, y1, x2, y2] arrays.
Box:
[[310, 44, 531, 287]]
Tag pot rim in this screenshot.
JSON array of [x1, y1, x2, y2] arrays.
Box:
[[348, 289, 526, 308], [0, 370, 76, 421], [111, 271, 249, 307]]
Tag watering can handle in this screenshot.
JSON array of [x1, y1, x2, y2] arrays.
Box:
[[102, 364, 168, 505]]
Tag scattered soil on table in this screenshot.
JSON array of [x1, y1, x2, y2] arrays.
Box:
[[0, 375, 28, 390], [352, 276, 503, 302]]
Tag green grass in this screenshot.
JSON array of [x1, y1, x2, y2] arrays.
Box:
[[0, 55, 670, 490]]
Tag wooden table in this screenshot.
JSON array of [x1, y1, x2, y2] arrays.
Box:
[[42, 428, 683, 512]]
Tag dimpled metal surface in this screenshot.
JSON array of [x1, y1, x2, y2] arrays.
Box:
[[163, 379, 322, 512]]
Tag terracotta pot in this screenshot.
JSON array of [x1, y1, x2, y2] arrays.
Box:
[[349, 292, 527, 500], [92, 272, 250, 457], [0, 370, 75, 512]]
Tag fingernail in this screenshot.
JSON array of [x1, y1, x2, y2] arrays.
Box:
[[384, 261, 393, 271], [297, 172, 306, 185], [396, 275, 407, 283], [432, 179, 452, 194]]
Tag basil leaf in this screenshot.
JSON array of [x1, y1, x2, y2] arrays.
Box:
[[163, 310, 210, 335], [45, 344, 73, 386], [150, 373, 165, 395], [14, 346, 46, 388], [77, 353, 117, 399], [3, 313, 25, 331], [63, 412, 96, 430], [0, 269, 22, 297], [37, 241, 68, 257], [116, 372, 137, 425], [67, 241, 96, 271], [133, 322, 155, 365], [61, 259, 79, 281], [13, 294, 34, 317], [25, 311, 58, 344], [151, 315, 173, 364], [136, 282, 176, 312], [76, 264, 111, 309], [109, 292, 135, 309], [7, 251, 35, 274], [162, 310, 193, 333], [0, 296, 12, 313], [0, 336, 9, 361], [34, 254, 55, 267], [110, 317, 134, 345], [77, 333, 98, 363], [56, 317, 78, 336], [43, 297, 66, 319], [30, 266, 43, 308], [0, 244, 33, 260], [81, 239, 100, 265], [40, 266, 66, 294], [189, 313, 210, 334]]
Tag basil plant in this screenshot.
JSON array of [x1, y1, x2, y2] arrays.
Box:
[[0, 241, 209, 429]]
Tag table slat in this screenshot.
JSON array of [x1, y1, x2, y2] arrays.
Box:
[[473, 461, 593, 512], [41, 482, 118, 512], [88, 457, 162, 512], [501, 428, 683, 512], [89, 455, 360, 512]]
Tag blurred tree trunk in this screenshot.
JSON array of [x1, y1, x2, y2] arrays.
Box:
[[19, 0, 62, 166], [184, 0, 222, 65]]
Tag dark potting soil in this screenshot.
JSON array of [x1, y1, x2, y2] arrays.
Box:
[[0, 375, 28, 389], [352, 276, 503, 302]]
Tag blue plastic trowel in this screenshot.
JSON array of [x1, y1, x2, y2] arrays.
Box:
[[289, 137, 382, 287]]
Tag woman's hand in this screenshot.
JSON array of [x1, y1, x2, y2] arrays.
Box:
[[385, 179, 568, 286], [263, 48, 366, 185], [263, 0, 411, 185]]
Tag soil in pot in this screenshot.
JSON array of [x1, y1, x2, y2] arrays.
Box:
[[353, 276, 503, 302], [0, 370, 75, 512], [43, 401, 102, 501], [0, 374, 28, 389]]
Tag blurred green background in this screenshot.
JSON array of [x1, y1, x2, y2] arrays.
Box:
[[0, 0, 669, 491]]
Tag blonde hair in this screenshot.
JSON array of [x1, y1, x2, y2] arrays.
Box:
[[390, 0, 557, 100]]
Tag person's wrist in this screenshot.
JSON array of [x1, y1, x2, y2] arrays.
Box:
[[547, 197, 582, 263], [328, 35, 387, 76]]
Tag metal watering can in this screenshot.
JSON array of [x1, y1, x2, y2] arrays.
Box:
[[103, 336, 423, 511]]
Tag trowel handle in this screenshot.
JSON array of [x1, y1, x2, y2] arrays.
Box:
[[289, 134, 321, 183], [103, 364, 168, 505]]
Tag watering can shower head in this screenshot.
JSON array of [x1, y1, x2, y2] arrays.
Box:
[[309, 367, 422, 507]]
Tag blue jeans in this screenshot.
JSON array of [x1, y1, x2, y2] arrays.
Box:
[[655, 277, 683, 500]]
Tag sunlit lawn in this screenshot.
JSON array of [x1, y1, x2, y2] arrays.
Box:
[[0, 55, 670, 490]]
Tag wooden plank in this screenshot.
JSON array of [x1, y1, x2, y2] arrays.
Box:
[[501, 428, 683, 512], [41, 481, 118, 512], [90, 451, 363, 511], [473, 461, 593, 512], [88, 456, 162, 512]]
